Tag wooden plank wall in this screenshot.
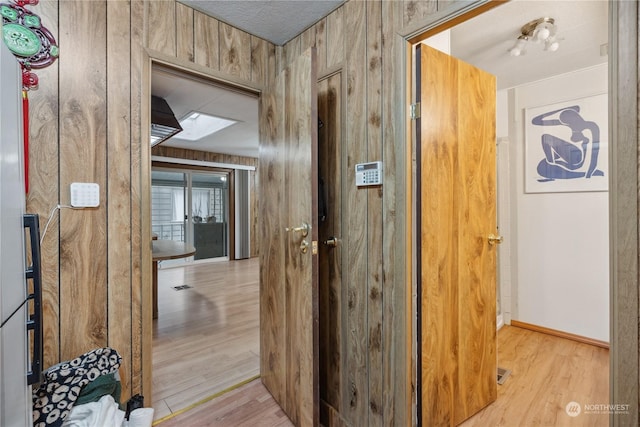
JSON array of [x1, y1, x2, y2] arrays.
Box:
[[151, 146, 260, 258], [29, 1, 636, 427], [279, 1, 459, 426], [26, 0, 276, 402]]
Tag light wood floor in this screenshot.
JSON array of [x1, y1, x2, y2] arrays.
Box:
[[155, 324, 609, 426], [461, 325, 609, 427], [152, 258, 260, 421], [157, 378, 293, 427]]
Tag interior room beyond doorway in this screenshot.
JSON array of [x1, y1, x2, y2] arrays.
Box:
[[150, 64, 261, 422], [415, 0, 610, 424]]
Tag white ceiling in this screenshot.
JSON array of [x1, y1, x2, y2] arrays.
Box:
[[152, 66, 260, 157], [152, 0, 608, 157], [450, 1, 608, 90]]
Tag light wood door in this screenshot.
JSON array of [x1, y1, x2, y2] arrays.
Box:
[[259, 48, 319, 427], [417, 44, 497, 426]]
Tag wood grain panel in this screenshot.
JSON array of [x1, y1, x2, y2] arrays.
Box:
[[106, 0, 133, 400], [284, 36, 301, 70], [321, 400, 351, 427], [455, 59, 496, 424], [259, 58, 286, 408], [609, 2, 639, 425], [25, 0, 278, 415], [367, 2, 386, 426], [25, 0, 60, 370], [403, 0, 438, 28], [343, 0, 368, 424], [419, 44, 497, 426], [260, 46, 318, 426], [251, 36, 273, 86], [130, 0, 145, 398], [314, 19, 327, 75], [326, 7, 344, 69], [193, 11, 219, 70], [147, 0, 176, 56], [300, 26, 316, 53], [220, 22, 251, 81], [176, 3, 194, 62], [366, 2, 384, 425], [419, 45, 459, 427], [58, 0, 108, 360], [152, 145, 257, 167], [318, 73, 343, 418], [380, 2, 408, 426], [283, 47, 318, 427]]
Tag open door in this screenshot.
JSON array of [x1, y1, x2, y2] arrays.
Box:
[[417, 44, 498, 425], [259, 48, 319, 426]]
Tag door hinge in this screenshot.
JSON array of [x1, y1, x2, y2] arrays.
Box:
[[410, 103, 421, 120]]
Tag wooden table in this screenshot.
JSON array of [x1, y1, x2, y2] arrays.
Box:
[[152, 239, 196, 319]]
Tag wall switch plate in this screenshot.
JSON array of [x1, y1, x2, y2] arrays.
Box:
[[70, 182, 100, 207]]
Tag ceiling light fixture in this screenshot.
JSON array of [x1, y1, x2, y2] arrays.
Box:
[[175, 111, 237, 141], [509, 17, 560, 57]]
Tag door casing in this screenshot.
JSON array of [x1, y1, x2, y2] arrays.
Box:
[[403, 1, 637, 425]]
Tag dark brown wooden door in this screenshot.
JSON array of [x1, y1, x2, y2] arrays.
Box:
[[417, 44, 497, 426], [259, 47, 319, 427]]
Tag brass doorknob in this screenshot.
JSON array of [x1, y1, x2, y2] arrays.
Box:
[[323, 236, 339, 247], [286, 222, 310, 237], [488, 234, 504, 245]]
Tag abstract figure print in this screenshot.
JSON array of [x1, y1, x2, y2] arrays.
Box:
[[532, 105, 603, 182]]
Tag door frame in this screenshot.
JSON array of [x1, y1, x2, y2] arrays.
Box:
[[401, 0, 638, 425], [140, 51, 264, 401]]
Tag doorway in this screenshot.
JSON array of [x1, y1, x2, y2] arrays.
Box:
[[149, 63, 261, 421], [412, 0, 610, 424]]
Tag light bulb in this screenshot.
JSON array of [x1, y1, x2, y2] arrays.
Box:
[[536, 26, 550, 42], [509, 36, 527, 57], [546, 40, 559, 52]]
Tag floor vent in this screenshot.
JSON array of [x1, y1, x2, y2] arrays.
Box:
[[497, 367, 511, 385], [172, 285, 192, 291]]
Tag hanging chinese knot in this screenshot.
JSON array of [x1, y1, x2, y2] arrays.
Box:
[[1, 0, 58, 192]]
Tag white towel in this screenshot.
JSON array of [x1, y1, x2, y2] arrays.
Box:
[[124, 408, 155, 427], [61, 395, 125, 427]]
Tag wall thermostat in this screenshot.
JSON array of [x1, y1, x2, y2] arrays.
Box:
[[355, 161, 383, 187]]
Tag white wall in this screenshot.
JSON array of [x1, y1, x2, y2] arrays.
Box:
[[506, 64, 609, 342], [422, 30, 450, 54]]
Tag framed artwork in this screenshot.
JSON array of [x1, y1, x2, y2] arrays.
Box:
[[524, 93, 608, 193]]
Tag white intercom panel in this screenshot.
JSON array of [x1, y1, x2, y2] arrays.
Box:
[[70, 182, 100, 207], [355, 161, 383, 187]]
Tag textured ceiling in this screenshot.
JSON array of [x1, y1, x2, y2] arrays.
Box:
[[179, 0, 345, 45]]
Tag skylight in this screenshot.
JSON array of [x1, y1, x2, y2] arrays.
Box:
[[175, 111, 237, 141]]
